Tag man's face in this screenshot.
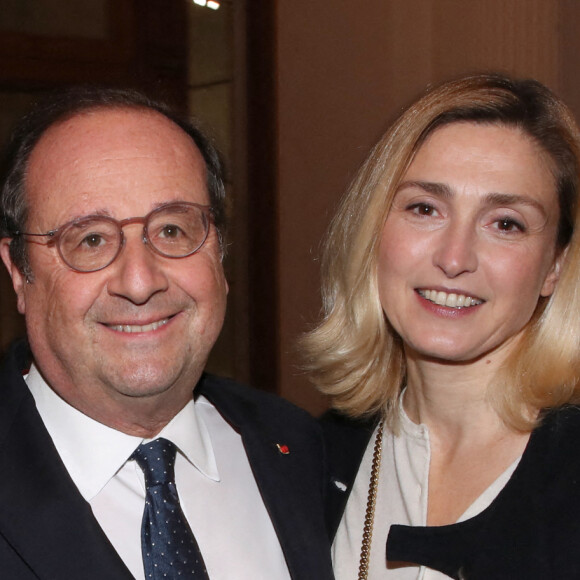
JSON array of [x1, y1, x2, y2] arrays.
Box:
[[0, 108, 228, 432]]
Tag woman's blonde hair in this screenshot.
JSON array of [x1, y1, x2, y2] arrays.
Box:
[[302, 73, 580, 431]]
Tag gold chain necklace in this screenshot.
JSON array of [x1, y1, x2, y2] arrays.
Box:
[[358, 419, 385, 580]]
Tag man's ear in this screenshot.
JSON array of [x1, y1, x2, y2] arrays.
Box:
[[540, 246, 568, 298], [0, 239, 27, 315]]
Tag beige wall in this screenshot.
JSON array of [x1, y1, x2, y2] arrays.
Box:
[[276, 0, 580, 414]]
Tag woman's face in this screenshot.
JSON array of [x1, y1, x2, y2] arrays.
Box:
[[377, 122, 563, 364]]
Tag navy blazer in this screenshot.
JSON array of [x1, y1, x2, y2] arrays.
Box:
[[0, 342, 334, 579], [324, 407, 580, 579]]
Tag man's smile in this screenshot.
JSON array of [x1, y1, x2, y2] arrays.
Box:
[[109, 318, 169, 332], [105, 316, 172, 333]]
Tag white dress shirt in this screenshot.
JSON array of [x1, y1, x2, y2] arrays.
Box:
[[26, 365, 291, 580], [332, 402, 520, 580]]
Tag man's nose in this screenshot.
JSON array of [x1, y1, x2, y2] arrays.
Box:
[[432, 222, 478, 278], [106, 227, 169, 304]]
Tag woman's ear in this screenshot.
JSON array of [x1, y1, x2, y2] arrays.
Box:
[[540, 246, 568, 298]]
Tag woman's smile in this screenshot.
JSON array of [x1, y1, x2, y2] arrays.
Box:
[[416, 288, 484, 309]]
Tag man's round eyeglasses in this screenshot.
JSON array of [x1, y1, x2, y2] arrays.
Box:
[[14, 202, 214, 273]]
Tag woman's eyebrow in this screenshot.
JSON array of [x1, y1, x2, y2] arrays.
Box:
[[483, 192, 547, 217], [396, 180, 452, 197], [397, 181, 548, 217]]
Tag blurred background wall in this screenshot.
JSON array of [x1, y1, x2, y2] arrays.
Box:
[[1, 0, 579, 415]]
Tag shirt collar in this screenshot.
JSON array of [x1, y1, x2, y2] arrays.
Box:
[[398, 389, 429, 439], [154, 394, 219, 482], [26, 364, 219, 501]]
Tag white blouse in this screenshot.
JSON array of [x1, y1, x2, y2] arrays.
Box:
[[332, 404, 520, 579]]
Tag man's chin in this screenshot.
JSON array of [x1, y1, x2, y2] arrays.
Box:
[[99, 365, 189, 400]]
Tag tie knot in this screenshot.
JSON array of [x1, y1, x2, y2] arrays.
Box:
[[132, 438, 177, 487]]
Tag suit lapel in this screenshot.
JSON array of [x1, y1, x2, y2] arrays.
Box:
[[0, 343, 133, 579], [198, 374, 334, 580], [321, 411, 378, 539], [239, 424, 333, 579]]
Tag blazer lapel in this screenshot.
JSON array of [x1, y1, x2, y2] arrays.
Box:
[[0, 343, 133, 579], [239, 425, 333, 580]]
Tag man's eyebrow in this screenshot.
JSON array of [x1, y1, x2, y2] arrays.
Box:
[[68, 200, 184, 221], [396, 180, 548, 216], [61, 208, 112, 223]]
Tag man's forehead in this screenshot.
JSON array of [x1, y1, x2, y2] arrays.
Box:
[[25, 106, 209, 220], [33, 106, 199, 156], [27, 106, 205, 180]]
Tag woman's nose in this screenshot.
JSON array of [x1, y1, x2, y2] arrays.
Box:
[[432, 222, 478, 278]]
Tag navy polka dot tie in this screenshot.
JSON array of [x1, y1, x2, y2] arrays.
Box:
[[132, 438, 209, 579]]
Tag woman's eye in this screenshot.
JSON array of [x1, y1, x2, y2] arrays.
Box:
[[408, 203, 437, 216], [495, 217, 526, 233]]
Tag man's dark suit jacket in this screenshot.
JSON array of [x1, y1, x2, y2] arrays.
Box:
[[0, 341, 334, 579]]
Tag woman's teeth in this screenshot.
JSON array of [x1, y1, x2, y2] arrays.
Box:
[[419, 289, 483, 308]]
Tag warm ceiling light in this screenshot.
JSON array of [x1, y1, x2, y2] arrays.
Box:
[[192, 0, 220, 10]]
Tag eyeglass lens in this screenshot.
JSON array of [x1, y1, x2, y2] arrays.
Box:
[[57, 204, 210, 272]]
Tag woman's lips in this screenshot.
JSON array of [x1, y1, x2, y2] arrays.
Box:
[[417, 289, 484, 309]]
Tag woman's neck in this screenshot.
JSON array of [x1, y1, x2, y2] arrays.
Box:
[[402, 344, 514, 444]]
